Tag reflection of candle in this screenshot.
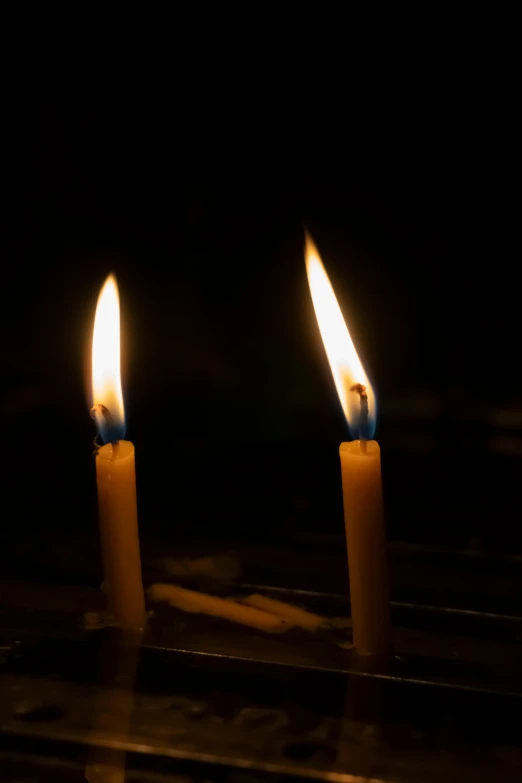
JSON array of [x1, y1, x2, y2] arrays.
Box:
[[91, 275, 145, 630], [305, 235, 391, 657], [86, 630, 142, 783]]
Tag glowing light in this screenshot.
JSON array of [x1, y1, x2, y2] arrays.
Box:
[[92, 274, 125, 441], [305, 234, 376, 438]]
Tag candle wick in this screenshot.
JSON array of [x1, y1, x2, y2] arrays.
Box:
[[91, 404, 120, 453], [91, 403, 113, 424], [350, 383, 369, 454]]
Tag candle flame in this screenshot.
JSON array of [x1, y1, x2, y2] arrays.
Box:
[[92, 274, 125, 442], [305, 234, 376, 438]]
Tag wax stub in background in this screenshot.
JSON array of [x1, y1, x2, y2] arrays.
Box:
[[148, 583, 294, 634]]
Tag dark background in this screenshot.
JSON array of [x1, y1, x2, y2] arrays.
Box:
[[2, 96, 520, 597]]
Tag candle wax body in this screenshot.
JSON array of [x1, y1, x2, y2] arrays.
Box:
[[96, 440, 145, 630], [339, 440, 391, 657]]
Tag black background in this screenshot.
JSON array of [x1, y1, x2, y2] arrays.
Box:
[[2, 93, 520, 589]]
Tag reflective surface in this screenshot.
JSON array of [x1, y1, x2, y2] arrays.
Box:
[[1, 568, 522, 782]]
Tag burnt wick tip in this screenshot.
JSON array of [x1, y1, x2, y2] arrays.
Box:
[[349, 383, 367, 398], [90, 404, 115, 425]]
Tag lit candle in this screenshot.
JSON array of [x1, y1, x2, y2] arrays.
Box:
[[91, 275, 145, 630], [305, 234, 391, 657]]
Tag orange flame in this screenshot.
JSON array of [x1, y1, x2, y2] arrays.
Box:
[[92, 274, 125, 431], [305, 234, 376, 436]]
